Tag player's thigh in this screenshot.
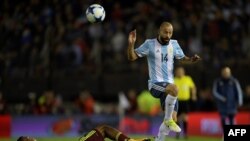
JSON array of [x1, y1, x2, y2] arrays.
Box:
[[165, 83, 178, 96], [150, 83, 179, 111], [150, 82, 168, 110]]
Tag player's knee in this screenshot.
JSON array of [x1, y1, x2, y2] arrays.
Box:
[[166, 84, 178, 97]]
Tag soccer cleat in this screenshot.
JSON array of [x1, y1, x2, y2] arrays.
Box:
[[164, 119, 181, 132]]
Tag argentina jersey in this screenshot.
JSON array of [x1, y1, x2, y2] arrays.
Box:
[[135, 38, 185, 90]]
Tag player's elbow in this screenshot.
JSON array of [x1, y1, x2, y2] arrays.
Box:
[[128, 57, 137, 61], [127, 55, 138, 61]]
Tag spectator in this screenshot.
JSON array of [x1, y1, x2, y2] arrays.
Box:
[[37, 90, 64, 115], [125, 89, 138, 115], [75, 90, 95, 115], [0, 91, 8, 114]]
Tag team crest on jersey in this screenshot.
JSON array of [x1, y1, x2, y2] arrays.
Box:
[[168, 44, 173, 56]]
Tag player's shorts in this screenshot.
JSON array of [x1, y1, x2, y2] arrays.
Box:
[[150, 82, 178, 112], [79, 129, 104, 141]]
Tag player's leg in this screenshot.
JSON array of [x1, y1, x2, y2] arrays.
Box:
[[164, 84, 181, 132], [96, 124, 150, 141], [228, 114, 235, 125], [220, 114, 227, 135], [172, 112, 177, 123], [176, 101, 189, 138], [150, 83, 180, 133], [155, 101, 178, 141]]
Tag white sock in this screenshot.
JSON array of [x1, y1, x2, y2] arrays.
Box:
[[164, 94, 177, 120], [155, 134, 165, 141], [155, 123, 170, 141]]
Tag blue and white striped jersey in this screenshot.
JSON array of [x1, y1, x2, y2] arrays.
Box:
[[135, 38, 185, 90]]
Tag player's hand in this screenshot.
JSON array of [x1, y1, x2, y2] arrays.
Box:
[[128, 29, 136, 44], [191, 54, 201, 62], [191, 96, 197, 101], [222, 97, 226, 102]]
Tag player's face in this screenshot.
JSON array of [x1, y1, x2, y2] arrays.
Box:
[[175, 67, 185, 78], [159, 25, 173, 44]]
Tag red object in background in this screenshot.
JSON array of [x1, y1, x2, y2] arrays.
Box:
[[236, 112, 250, 124], [0, 115, 11, 138], [119, 116, 150, 134], [52, 118, 73, 135], [187, 112, 250, 137]]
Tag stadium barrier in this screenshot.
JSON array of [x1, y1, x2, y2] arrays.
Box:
[[0, 115, 11, 138], [0, 112, 249, 138], [187, 112, 250, 137]]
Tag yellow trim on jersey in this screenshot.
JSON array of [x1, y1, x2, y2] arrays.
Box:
[[116, 132, 122, 141], [79, 130, 96, 141], [174, 76, 195, 100]]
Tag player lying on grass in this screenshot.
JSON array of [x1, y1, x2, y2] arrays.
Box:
[[17, 124, 150, 141]]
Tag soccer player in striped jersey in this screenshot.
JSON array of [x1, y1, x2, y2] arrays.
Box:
[[17, 125, 150, 141], [127, 21, 201, 141]]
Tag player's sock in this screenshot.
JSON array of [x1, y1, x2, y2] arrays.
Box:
[[164, 94, 177, 120], [155, 123, 170, 141], [159, 122, 170, 135], [164, 95, 181, 132], [183, 121, 187, 136], [154, 135, 165, 141]]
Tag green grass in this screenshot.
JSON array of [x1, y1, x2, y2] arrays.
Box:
[[0, 135, 221, 141]]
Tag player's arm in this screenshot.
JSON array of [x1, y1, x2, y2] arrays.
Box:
[[212, 80, 226, 102], [234, 79, 243, 106], [188, 77, 197, 101], [179, 54, 201, 63], [173, 41, 201, 63], [191, 85, 197, 101], [127, 30, 139, 61]]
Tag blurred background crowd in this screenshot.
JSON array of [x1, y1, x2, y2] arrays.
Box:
[[0, 0, 250, 116]]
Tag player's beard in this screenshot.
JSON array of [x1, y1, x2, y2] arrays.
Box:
[[158, 36, 170, 45]]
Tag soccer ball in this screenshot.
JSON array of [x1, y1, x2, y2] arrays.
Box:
[[86, 4, 105, 23]]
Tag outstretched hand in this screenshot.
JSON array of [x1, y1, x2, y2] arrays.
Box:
[[128, 29, 136, 44], [191, 54, 201, 62]]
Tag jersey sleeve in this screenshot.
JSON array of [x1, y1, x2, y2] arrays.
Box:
[[135, 40, 149, 57], [173, 40, 185, 59]]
